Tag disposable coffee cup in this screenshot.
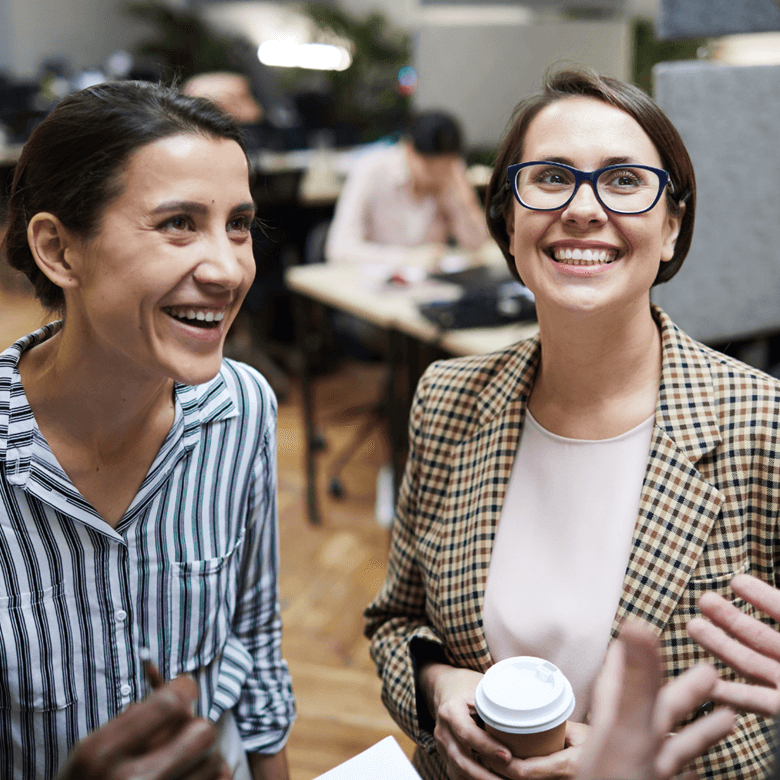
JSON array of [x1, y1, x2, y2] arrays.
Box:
[[474, 656, 575, 759]]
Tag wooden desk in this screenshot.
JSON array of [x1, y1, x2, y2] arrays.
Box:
[[286, 263, 538, 524]]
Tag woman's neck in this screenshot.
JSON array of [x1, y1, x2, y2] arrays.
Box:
[[528, 299, 662, 439], [18, 322, 175, 456]]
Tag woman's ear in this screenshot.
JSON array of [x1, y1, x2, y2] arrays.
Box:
[[660, 201, 685, 263], [505, 203, 515, 256], [27, 213, 81, 290]]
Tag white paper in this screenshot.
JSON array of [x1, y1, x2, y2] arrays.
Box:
[[313, 736, 422, 780]]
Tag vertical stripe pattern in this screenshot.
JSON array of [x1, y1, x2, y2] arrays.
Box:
[[0, 324, 296, 779]]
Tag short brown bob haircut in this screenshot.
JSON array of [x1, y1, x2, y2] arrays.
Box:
[[485, 67, 695, 287]]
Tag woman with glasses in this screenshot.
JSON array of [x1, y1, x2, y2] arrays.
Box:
[[365, 68, 780, 780]]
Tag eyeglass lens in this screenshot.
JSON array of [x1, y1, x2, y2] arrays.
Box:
[[514, 164, 663, 213]]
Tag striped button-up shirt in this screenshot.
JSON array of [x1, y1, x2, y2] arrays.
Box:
[[0, 323, 296, 780]]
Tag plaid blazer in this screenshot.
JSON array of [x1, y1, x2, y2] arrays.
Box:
[[365, 306, 780, 780]]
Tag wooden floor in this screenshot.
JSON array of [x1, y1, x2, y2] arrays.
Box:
[[0, 279, 416, 779]]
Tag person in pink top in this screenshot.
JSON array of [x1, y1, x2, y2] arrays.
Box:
[[325, 111, 489, 271]]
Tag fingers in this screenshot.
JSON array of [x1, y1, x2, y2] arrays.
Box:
[[131, 717, 219, 780], [653, 663, 718, 735], [730, 574, 780, 623], [697, 590, 780, 664], [498, 742, 584, 780], [56, 676, 208, 780], [687, 614, 780, 688], [434, 699, 510, 780], [653, 707, 735, 780], [117, 677, 200, 749], [578, 623, 660, 780], [709, 678, 780, 717], [564, 722, 589, 748], [616, 622, 663, 732]]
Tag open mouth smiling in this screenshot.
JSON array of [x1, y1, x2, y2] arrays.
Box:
[[547, 247, 619, 266], [163, 306, 226, 329]]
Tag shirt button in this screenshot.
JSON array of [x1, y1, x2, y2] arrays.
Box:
[[120, 684, 132, 697], [115, 610, 127, 623]]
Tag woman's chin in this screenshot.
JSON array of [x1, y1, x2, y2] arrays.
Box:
[[168, 354, 225, 387]]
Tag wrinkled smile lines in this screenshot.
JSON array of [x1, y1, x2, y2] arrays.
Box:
[[548, 245, 618, 266]]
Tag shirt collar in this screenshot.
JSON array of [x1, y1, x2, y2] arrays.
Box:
[[0, 322, 238, 483]]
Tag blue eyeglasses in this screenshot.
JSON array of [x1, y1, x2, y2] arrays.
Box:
[[507, 161, 673, 215]]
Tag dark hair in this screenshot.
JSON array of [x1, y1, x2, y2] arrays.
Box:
[[1, 80, 248, 311], [485, 67, 695, 287], [410, 111, 463, 156]]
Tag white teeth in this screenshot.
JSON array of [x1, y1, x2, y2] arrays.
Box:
[[551, 247, 616, 265], [164, 306, 226, 322]]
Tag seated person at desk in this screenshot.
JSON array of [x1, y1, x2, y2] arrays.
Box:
[[325, 110, 490, 272], [364, 67, 780, 780], [0, 81, 295, 779]]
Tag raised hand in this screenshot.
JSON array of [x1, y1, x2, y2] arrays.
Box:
[[578, 621, 735, 780], [688, 573, 780, 717]]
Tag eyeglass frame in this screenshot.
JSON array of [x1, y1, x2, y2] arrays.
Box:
[[506, 161, 674, 215]]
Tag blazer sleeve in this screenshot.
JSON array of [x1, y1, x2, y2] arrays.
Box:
[[364, 370, 447, 751]]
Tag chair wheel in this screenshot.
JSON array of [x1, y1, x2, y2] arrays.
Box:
[[328, 477, 346, 499]]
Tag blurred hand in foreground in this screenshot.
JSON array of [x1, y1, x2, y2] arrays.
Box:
[[688, 573, 780, 717], [578, 621, 734, 780], [56, 675, 230, 780]]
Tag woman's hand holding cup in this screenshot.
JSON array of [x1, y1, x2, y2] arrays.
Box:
[[420, 659, 587, 780], [419, 663, 511, 779]]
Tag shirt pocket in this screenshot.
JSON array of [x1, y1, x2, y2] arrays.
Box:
[[676, 560, 751, 622], [166, 530, 246, 678], [0, 582, 79, 711]]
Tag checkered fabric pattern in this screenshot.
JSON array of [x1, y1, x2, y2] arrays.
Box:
[[364, 306, 780, 780]]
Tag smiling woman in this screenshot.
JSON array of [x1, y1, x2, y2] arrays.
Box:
[[364, 68, 780, 780], [0, 82, 295, 780]]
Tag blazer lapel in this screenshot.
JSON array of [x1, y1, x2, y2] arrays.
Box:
[[611, 308, 724, 637], [438, 339, 540, 672]]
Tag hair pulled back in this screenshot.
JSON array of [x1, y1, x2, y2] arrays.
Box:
[[485, 67, 696, 287], [1, 80, 247, 311]]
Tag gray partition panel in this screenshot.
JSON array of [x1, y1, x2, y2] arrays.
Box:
[[657, 0, 780, 40], [651, 61, 780, 343]]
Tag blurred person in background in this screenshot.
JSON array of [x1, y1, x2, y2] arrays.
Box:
[[183, 71, 265, 126], [325, 110, 490, 272], [0, 80, 295, 779]]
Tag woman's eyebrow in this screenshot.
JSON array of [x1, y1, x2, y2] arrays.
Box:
[[150, 200, 257, 218], [151, 200, 208, 215], [531, 155, 640, 168], [230, 201, 256, 217], [601, 155, 638, 167]]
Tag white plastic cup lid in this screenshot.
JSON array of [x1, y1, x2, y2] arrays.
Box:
[[475, 656, 575, 734]]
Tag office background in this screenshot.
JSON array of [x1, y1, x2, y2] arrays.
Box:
[[2, 1, 780, 777]]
